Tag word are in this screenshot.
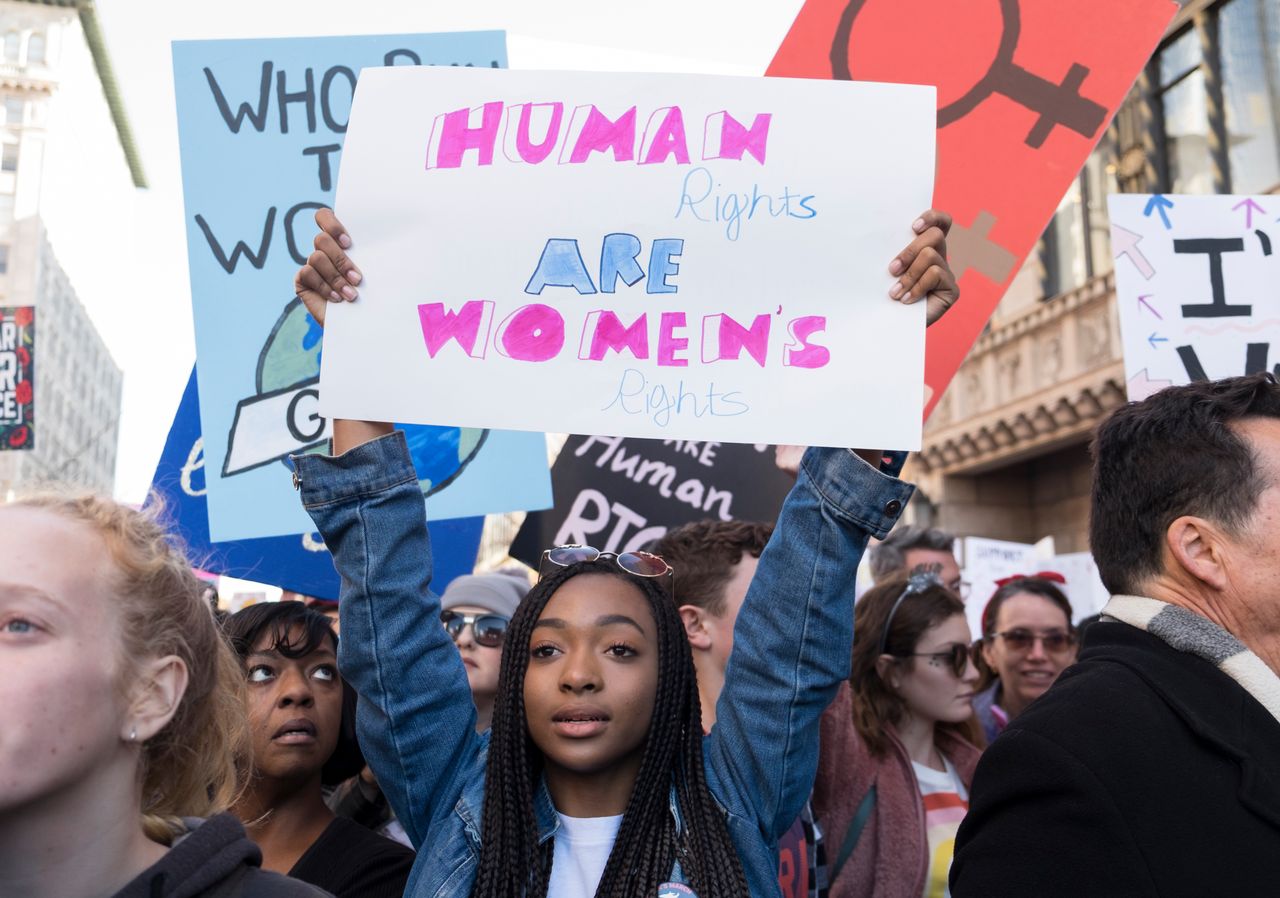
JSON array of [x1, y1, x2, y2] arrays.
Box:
[[426, 102, 771, 169]]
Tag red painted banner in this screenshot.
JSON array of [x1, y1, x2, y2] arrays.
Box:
[[769, 0, 1177, 416]]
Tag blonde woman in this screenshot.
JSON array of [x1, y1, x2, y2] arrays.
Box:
[[0, 494, 327, 898]]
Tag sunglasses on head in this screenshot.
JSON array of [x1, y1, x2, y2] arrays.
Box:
[[990, 628, 1076, 654], [902, 642, 976, 678], [878, 563, 945, 657], [440, 611, 510, 648], [538, 545, 675, 596]]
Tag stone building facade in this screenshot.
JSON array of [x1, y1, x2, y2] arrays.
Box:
[[0, 0, 141, 495]]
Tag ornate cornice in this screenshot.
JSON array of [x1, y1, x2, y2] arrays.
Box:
[[918, 272, 1127, 476]]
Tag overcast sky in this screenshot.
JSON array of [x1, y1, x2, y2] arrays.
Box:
[[83, 1, 806, 503]]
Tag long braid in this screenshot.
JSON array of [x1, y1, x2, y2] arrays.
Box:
[[470, 559, 748, 898]]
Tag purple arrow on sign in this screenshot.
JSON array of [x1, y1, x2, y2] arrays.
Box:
[[1137, 294, 1162, 319], [1233, 198, 1265, 228]]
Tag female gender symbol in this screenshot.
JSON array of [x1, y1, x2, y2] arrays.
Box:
[[830, 0, 1108, 148]]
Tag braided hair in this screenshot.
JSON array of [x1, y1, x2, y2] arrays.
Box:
[[470, 559, 749, 898]]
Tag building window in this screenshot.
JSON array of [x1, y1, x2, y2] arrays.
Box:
[[3, 33, 17, 62], [26, 33, 44, 65], [0, 244, 8, 274], [1041, 145, 1118, 298], [1154, 0, 1280, 194], [3, 97, 20, 125], [1160, 26, 1214, 193], [1220, 0, 1280, 193], [1, 143, 16, 172]]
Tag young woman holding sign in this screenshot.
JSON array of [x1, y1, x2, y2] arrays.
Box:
[[290, 206, 958, 898]]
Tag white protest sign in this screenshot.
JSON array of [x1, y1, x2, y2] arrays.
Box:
[[321, 67, 935, 449], [960, 536, 1045, 639], [1110, 194, 1280, 400]]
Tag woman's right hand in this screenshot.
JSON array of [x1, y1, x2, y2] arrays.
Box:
[[293, 208, 362, 328]]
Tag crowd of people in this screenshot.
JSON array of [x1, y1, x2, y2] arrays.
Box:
[[2, 205, 1278, 898]]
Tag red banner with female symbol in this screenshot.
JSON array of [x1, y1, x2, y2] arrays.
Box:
[[769, 0, 1177, 416], [0, 306, 35, 451]]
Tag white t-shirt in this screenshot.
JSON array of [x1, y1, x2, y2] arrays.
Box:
[[546, 811, 623, 898], [911, 756, 969, 898]]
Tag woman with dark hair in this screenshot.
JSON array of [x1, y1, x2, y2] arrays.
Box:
[[972, 574, 1077, 743], [814, 570, 982, 898], [224, 601, 414, 898]]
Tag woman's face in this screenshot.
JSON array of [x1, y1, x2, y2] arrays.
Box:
[[447, 604, 506, 702], [522, 574, 658, 782], [889, 613, 979, 725], [0, 508, 128, 815], [242, 626, 342, 785], [982, 592, 1077, 709]]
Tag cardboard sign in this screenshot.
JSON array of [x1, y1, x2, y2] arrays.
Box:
[[148, 367, 485, 598], [509, 436, 795, 567], [0, 306, 34, 451], [320, 67, 935, 450], [1111, 194, 1280, 399], [769, 0, 1177, 415], [173, 32, 552, 541]]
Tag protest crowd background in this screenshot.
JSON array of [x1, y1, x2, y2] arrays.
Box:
[[2, 1, 1279, 896]]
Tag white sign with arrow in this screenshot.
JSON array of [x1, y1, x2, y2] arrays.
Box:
[[1109, 193, 1279, 401]]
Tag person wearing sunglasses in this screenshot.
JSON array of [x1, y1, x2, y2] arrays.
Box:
[[289, 205, 956, 898], [972, 575, 1077, 744], [813, 568, 982, 898], [439, 569, 529, 732]]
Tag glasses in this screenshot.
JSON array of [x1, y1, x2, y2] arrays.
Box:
[[441, 611, 510, 648], [903, 643, 975, 679], [538, 545, 675, 596], [990, 628, 1076, 655], [878, 563, 945, 656]]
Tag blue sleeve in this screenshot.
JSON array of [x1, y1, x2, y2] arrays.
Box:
[[703, 447, 912, 841], [293, 431, 483, 849]]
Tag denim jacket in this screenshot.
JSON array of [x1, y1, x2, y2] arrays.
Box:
[[295, 433, 912, 898]]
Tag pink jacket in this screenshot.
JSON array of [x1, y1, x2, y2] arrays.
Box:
[[813, 682, 982, 898]]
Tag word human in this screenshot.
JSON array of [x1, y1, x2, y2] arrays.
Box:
[[416, 234, 831, 370], [426, 101, 771, 169]]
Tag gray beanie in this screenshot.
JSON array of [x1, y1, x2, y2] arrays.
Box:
[[440, 568, 530, 619]]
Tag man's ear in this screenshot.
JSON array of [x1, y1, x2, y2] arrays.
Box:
[[125, 655, 189, 744], [1165, 516, 1230, 592], [678, 604, 713, 651]]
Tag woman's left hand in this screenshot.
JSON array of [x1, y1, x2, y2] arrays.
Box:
[[889, 209, 960, 326]]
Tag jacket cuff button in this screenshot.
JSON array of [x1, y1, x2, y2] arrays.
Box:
[[884, 499, 902, 516]]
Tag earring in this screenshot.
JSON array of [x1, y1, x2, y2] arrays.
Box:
[[128, 726, 137, 742]]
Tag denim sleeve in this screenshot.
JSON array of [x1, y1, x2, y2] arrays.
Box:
[[293, 431, 482, 849], [703, 447, 913, 841]]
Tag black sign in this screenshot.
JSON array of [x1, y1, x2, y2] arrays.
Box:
[[510, 435, 796, 567]]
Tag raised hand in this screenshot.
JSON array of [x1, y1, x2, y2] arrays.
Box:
[[888, 210, 959, 326], [293, 208, 362, 328]]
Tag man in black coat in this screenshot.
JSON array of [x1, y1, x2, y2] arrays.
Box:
[[951, 373, 1280, 896]]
